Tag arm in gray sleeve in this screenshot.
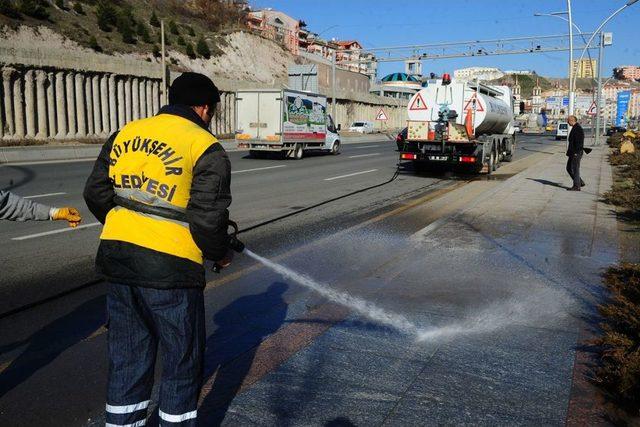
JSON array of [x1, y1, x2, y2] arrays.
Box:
[[0, 190, 53, 221]]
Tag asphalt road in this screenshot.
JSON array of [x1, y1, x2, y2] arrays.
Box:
[[0, 135, 554, 316], [0, 134, 566, 425]]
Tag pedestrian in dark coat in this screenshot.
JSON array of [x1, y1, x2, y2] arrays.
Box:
[[566, 115, 586, 191]]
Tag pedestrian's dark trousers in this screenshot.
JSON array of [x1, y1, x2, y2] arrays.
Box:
[[105, 282, 205, 427], [566, 153, 583, 189]]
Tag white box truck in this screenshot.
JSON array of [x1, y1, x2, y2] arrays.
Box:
[[235, 89, 341, 159]]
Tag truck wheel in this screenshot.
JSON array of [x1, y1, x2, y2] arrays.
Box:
[[487, 149, 496, 175], [290, 144, 303, 160], [503, 140, 515, 162], [330, 141, 341, 155]]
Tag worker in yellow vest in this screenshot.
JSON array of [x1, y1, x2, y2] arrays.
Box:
[[84, 72, 232, 427]]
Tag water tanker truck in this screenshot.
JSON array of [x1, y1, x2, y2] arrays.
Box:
[[399, 76, 516, 174]]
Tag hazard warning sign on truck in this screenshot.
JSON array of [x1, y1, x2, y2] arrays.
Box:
[[375, 108, 388, 121], [409, 93, 428, 111]]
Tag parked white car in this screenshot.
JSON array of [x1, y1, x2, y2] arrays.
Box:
[[349, 121, 375, 134], [556, 122, 569, 140]]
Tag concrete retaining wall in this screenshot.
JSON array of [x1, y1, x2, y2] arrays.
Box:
[[0, 46, 406, 142], [0, 65, 162, 141]]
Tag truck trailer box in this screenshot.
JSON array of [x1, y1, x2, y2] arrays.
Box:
[[235, 89, 340, 159]]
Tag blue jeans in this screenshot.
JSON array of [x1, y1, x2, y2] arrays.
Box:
[[105, 283, 205, 427]]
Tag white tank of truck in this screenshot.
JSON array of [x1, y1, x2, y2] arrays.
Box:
[[407, 79, 515, 137]]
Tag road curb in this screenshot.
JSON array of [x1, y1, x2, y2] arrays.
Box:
[[0, 144, 102, 164], [0, 134, 396, 165]]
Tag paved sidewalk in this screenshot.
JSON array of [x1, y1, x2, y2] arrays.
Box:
[[206, 145, 617, 425]]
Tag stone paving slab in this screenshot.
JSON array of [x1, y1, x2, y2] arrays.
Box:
[[206, 144, 617, 425]]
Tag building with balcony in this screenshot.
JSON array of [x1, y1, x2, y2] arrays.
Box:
[[570, 59, 597, 79], [615, 65, 640, 81], [246, 9, 300, 54]]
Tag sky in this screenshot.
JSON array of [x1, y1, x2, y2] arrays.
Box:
[[250, 0, 640, 79]]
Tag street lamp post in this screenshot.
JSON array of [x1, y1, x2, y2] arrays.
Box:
[[572, 0, 638, 94], [534, 11, 596, 120], [571, 0, 638, 141], [567, 0, 575, 115]]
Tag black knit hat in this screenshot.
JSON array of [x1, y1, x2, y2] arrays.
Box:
[[169, 72, 220, 108]]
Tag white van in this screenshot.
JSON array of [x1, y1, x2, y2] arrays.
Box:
[[556, 122, 569, 140], [349, 121, 375, 134]]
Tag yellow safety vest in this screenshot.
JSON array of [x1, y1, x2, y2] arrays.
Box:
[[100, 113, 218, 264]]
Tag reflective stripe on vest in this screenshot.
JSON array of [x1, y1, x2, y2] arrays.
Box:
[[100, 113, 217, 264]]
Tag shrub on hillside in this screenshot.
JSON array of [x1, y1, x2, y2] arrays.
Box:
[[72, 1, 84, 15], [152, 44, 160, 58], [168, 19, 179, 35], [196, 36, 210, 59], [0, 0, 21, 19], [117, 15, 135, 44], [185, 42, 195, 59], [136, 22, 151, 43], [177, 35, 185, 46], [18, 0, 49, 20], [149, 10, 159, 27], [96, 1, 117, 32], [185, 25, 195, 37], [54, 0, 66, 11], [89, 35, 102, 52], [593, 263, 640, 412]]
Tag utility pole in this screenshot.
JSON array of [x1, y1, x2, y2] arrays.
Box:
[[161, 19, 167, 105], [331, 50, 337, 122], [595, 32, 604, 145], [567, 0, 575, 116]]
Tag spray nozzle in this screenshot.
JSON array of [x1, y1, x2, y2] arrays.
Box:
[[226, 220, 245, 253], [212, 220, 244, 273]]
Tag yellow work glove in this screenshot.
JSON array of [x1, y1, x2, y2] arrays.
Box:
[[51, 207, 82, 228]]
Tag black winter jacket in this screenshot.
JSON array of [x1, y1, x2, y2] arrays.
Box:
[[567, 123, 585, 156], [83, 105, 231, 289]]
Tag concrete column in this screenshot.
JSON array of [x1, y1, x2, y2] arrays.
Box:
[[55, 71, 67, 138], [92, 75, 101, 135], [85, 75, 94, 135], [24, 70, 37, 138], [108, 74, 117, 132], [100, 74, 109, 135], [151, 81, 159, 115], [131, 78, 140, 121], [13, 73, 25, 139], [145, 80, 153, 118], [139, 79, 147, 118], [117, 77, 126, 128], [124, 77, 132, 123], [75, 73, 86, 137], [35, 70, 49, 139], [65, 72, 76, 137], [46, 72, 56, 138], [2, 68, 15, 137]]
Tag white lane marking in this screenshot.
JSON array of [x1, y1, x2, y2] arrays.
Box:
[[324, 169, 378, 181], [11, 222, 101, 241], [23, 192, 67, 199], [232, 165, 287, 174], [348, 153, 381, 159], [351, 145, 382, 149]]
